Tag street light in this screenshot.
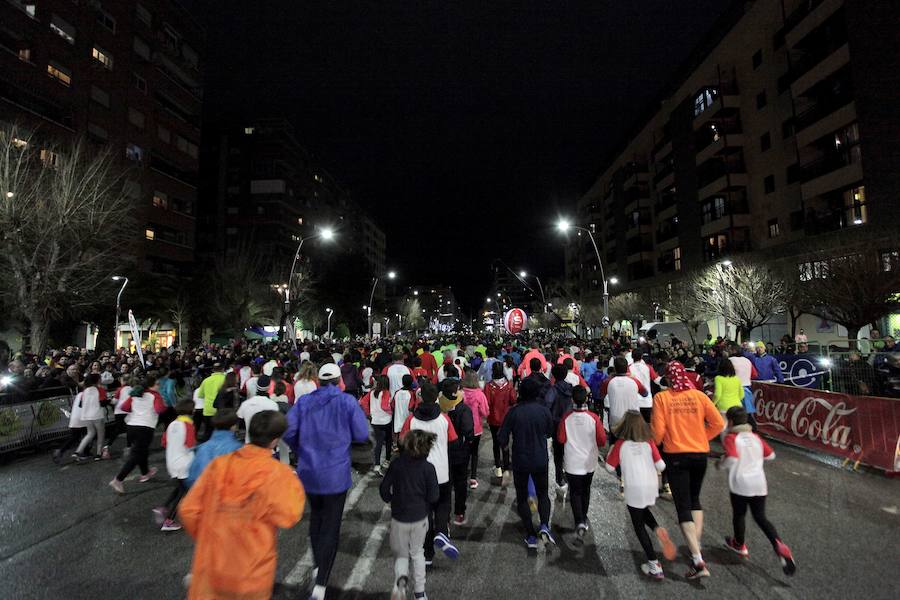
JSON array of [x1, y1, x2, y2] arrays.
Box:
[[284, 227, 335, 346], [111, 275, 129, 351], [368, 271, 397, 338], [517, 269, 547, 312], [718, 259, 733, 339], [556, 218, 612, 330], [325, 307, 334, 339]]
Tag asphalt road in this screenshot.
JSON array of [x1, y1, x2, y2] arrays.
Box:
[[1, 431, 898, 600]]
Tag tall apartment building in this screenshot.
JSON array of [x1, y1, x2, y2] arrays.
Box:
[[199, 117, 387, 278], [567, 0, 900, 297], [0, 0, 204, 275]]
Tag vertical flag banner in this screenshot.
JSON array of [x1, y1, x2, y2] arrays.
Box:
[[128, 310, 144, 367]]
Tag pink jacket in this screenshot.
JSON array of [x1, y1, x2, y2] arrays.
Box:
[[463, 387, 489, 436]]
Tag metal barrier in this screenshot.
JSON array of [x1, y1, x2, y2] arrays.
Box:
[[821, 351, 900, 398]]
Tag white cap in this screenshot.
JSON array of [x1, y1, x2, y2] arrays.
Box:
[[318, 363, 341, 380]]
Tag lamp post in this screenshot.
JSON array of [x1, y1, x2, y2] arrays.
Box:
[[556, 220, 619, 332], [111, 275, 129, 351], [284, 228, 334, 345], [325, 307, 333, 339], [518, 270, 547, 313], [367, 270, 396, 338], [718, 259, 733, 340]]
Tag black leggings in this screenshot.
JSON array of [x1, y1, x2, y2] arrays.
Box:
[[489, 425, 510, 471], [116, 426, 154, 481], [164, 479, 188, 520], [513, 468, 550, 537], [627, 505, 660, 561], [450, 461, 469, 515], [105, 414, 128, 449], [730, 493, 780, 548], [425, 482, 452, 561], [663, 453, 707, 523], [58, 427, 86, 454], [307, 491, 348, 587], [469, 434, 481, 479], [566, 472, 594, 525], [372, 423, 392, 464], [552, 439, 566, 485]]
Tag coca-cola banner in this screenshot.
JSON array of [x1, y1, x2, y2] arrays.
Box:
[[752, 383, 900, 473]]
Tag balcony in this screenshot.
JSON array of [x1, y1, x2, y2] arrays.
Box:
[[696, 130, 745, 167], [623, 186, 650, 211], [654, 191, 678, 216], [800, 154, 863, 200], [625, 211, 652, 236], [792, 43, 850, 97], [150, 154, 198, 188], [703, 232, 751, 263], [652, 138, 672, 163], [796, 98, 856, 148], [626, 234, 653, 258], [656, 222, 678, 244], [784, 0, 842, 48], [623, 163, 650, 190], [627, 261, 655, 281], [693, 83, 740, 130]]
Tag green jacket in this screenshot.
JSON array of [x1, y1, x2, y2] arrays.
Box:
[[199, 371, 226, 417]]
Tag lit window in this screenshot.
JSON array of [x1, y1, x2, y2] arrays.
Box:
[[152, 191, 168, 209], [145, 228, 155, 240], [244, 127, 254, 135], [90, 85, 110, 108], [125, 143, 143, 163], [298, 217, 304, 225], [18, 48, 31, 62], [40, 149, 59, 167], [128, 108, 145, 129], [47, 62, 72, 86], [133, 73, 147, 94], [96, 9, 117, 33], [693, 88, 717, 117], [135, 3, 152, 27], [844, 186, 866, 225], [157, 126, 171, 143], [11, 138, 28, 149], [674, 247, 682, 271], [87, 123, 108, 141], [50, 14, 76, 44], [314, 174, 323, 182], [768, 218, 780, 238], [12, 2, 36, 17], [92, 47, 114, 70], [133, 36, 151, 60]]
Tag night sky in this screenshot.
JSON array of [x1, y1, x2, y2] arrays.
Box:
[[186, 1, 731, 311]]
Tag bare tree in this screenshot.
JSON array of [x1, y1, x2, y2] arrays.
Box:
[[800, 253, 900, 346], [0, 127, 135, 352], [608, 291, 649, 332], [401, 298, 426, 332], [654, 277, 708, 347], [694, 261, 789, 342], [205, 244, 280, 335], [167, 292, 192, 348]]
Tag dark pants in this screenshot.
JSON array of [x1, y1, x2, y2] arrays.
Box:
[[372, 423, 392, 465], [513, 468, 550, 537], [160, 406, 177, 428], [104, 414, 128, 450], [566, 472, 594, 525], [164, 479, 188, 520], [663, 452, 707, 523], [449, 461, 469, 516], [627, 505, 660, 561], [551, 439, 566, 485], [489, 425, 510, 471], [116, 425, 154, 481], [469, 434, 481, 479], [730, 493, 780, 548], [201, 415, 214, 441], [308, 491, 348, 587], [425, 482, 452, 560]]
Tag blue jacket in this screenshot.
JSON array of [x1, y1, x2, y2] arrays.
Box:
[[580, 360, 598, 384], [186, 429, 243, 487], [587, 371, 608, 401], [158, 376, 177, 407], [477, 357, 500, 382], [284, 384, 369, 495], [497, 399, 553, 472], [746, 351, 784, 383]]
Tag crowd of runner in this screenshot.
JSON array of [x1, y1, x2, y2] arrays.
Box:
[[0, 332, 799, 599]]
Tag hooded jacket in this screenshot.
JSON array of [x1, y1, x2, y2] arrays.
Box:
[[485, 378, 517, 427], [440, 391, 474, 465], [462, 387, 490, 435], [497, 395, 553, 473], [283, 384, 369, 495], [187, 429, 243, 487], [180, 445, 304, 600], [544, 379, 574, 425]]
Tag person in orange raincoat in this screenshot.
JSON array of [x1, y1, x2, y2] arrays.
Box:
[[180, 410, 305, 600]]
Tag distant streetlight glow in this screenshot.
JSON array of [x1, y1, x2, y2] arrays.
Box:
[[519, 270, 527, 278], [320, 227, 334, 240], [720, 259, 733, 266], [557, 219, 571, 232], [609, 276, 619, 285], [387, 271, 396, 279]]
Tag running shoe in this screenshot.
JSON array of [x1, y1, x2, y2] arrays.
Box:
[[539, 524, 557, 547], [660, 483, 672, 498], [685, 560, 710, 579], [775, 539, 796, 575], [92, 454, 102, 461], [372, 465, 383, 477], [641, 560, 665, 580], [433, 532, 459, 559], [51, 450, 62, 464], [391, 575, 408, 600], [381, 460, 391, 469], [152, 507, 167, 525], [138, 467, 158, 483], [161, 519, 183, 532], [468, 478, 478, 490], [724, 536, 749, 558], [493, 467, 503, 479], [524, 535, 539, 550], [453, 514, 467, 526], [100, 446, 111, 460], [619, 482, 625, 496], [576, 522, 589, 538], [424, 559, 433, 568], [656, 527, 677, 561], [109, 478, 125, 494], [502, 470, 512, 486]]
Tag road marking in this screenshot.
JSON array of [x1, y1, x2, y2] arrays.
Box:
[[881, 505, 898, 515], [283, 471, 375, 586], [344, 504, 392, 590]]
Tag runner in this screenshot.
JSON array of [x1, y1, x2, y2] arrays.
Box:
[[485, 361, 516, 483], [461, 370, 489, 489]]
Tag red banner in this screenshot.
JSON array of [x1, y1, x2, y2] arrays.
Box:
[[752, 383, 900, 473]]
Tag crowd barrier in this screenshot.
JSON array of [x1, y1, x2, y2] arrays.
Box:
[[752, 382, 900, 473], [0, 387, 80, 453]]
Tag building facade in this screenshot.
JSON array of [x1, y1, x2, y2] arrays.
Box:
[[566, 0, 900, 300], [1, 0, 204, 275]]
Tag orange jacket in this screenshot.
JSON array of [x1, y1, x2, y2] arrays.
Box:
[[651, 388, 724, 454], [180, 444, 305, 600]]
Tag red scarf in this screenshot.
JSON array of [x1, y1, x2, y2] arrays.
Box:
[[666, 361, 693, 392]]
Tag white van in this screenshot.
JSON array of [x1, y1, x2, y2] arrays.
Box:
[[637, 321, 709, 346]]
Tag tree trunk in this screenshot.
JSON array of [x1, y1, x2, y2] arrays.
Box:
[[737, 325, 751, 344], [789, 307, 800, 339], [25, 315, 49, 354], [846, 327, 860, 350]]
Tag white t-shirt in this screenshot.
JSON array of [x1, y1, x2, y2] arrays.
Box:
[[604, 375, 648, 426], [407, 413, 456, 484], [294, 379, 317, 400], [606, 439, 665, 509], [165, 419, 194, 480], [722, 430, 774, 497], [609, 354, 635, 368], [115, 385, 133, 415], [79, 386, 103, 421], [560, 409, 603, 475], [243, 375, 260, 400], [393, 390, 412, 433], [385, 363, 412, 397], [730, 356, 754, 387], [69, 393, 85, 428], [238, 366, 252, 388], [192, 387, 204, 411], [370, 390, 393, 426], [236, 396, 279, 443]]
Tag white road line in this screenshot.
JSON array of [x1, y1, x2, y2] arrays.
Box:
[[283, 471, 375, 586], [344, 504, 392, 590]]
